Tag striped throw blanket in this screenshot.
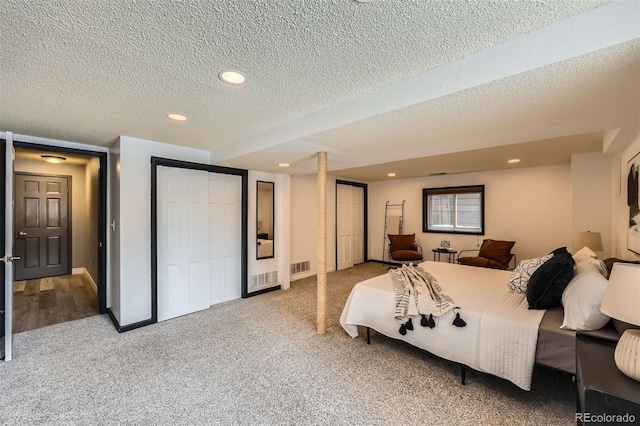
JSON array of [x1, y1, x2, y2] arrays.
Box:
[[389, 264, 466, 334]]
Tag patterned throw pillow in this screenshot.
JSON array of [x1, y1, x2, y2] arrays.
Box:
[[508, 254, 554, 294]]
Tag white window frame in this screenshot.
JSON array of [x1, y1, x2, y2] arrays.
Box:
[[422, 185, 485, 235]]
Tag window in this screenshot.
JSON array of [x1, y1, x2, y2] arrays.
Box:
[[422, 185, 484, 235]]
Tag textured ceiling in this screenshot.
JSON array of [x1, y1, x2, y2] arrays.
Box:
[[1, 0, 639, 181]]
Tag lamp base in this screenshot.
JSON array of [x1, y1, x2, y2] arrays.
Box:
[[615, 329, 640, 382]]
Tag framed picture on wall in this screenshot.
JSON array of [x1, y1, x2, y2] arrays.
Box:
[[628, 151, 640, 255]]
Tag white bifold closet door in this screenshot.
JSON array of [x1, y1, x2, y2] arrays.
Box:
[[157, 167, 210, 322], [352, 186, 364, 265], [208, 173, 242, 304], [337, 184, 364, 271], [157, 166, 243, 322]]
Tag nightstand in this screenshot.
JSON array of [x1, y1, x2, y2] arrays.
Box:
[[575, 332, 640, 424]]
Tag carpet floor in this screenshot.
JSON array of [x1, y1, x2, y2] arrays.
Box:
[[0, 262, 575, 425]]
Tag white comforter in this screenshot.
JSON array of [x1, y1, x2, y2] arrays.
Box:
[[257, 239, 273, 258], [339, 261, 545, 390]]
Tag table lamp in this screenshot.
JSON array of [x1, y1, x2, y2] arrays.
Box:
[[575, 231, 603, 252], [600, 263, 640, 381]]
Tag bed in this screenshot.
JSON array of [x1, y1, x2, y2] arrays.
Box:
[[257, 238, 273, 258], [340, 260, 617, 390]]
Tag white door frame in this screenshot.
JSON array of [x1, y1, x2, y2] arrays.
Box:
[[150, 157, 248, 323], [335, 180, 368, 270], [2, 134, 14, 361]]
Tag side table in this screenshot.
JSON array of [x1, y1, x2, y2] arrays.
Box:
[[432, 248, 457, 263], [575, 332, 640, 424]]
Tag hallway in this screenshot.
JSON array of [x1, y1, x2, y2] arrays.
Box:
[[13, 274, 99, 333]]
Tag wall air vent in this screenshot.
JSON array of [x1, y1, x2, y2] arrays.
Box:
[[251, 271, 278, 290], [290, 260, 311, 275]]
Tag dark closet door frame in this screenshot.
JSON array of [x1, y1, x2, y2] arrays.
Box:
[[335, 180, 368, 269], [150, 157, 248, 326], [11, 140, 108, 314]]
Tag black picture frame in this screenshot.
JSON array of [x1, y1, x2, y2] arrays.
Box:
[[422, 185, 485, 235], [256, 180, 275, 260]]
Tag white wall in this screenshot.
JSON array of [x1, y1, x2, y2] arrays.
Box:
[[113, 136, 210, 326], [289, 174, 338, 280], [571, 152, 613, 258], [248, 171, 291, 291], [612, 132, 640, 261], [369, 165, 573, 263], [290, 165, 576, 278]]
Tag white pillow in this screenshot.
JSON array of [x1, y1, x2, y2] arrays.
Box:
[[574, 258, 608, 278], [508, 254, 553, 294], [573, 246, 597, 265], [560, 271, 610, 331]]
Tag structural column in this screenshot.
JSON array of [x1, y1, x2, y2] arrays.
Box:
[[317, 151, 327, 334]]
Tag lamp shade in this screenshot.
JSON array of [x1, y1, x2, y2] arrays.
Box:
[[575, 231, 603, 251], [600, 263, 640, 326]]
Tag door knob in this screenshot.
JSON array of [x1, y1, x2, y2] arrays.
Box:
[[18, 231, 27, 237], [0, 255, 20, 263]]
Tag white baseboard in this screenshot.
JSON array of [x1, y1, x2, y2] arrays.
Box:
[[72, 267, 98, 291], [291, 268, 336, 282], [291, 270, 315, 281]]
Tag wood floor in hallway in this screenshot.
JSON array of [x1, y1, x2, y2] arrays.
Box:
[[13, 273, 99, 334]]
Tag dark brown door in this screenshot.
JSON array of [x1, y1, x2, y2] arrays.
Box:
[[14, 173, 70, 280]]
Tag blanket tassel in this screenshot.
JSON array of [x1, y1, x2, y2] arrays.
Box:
[[405, 318, 413, 331], [422, 314, 436, 329], [399, 317, 414, 335], [453, 312, 467, 327]]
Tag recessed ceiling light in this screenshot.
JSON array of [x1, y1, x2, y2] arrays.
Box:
[[167, 113, 187, 121], [278, 163, 290, 168], [41, 155, 66, 164], [388, 172, 396, 177], [219, 71, 246, 86], [508, 158, 521, 164]]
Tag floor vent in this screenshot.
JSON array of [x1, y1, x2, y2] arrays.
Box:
[[291, 260, 311, 275], [252, 271, 278, 289]]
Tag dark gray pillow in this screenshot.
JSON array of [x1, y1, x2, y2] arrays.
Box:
[[526, 254, 575, 309], [550, 247, 572, 259]]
